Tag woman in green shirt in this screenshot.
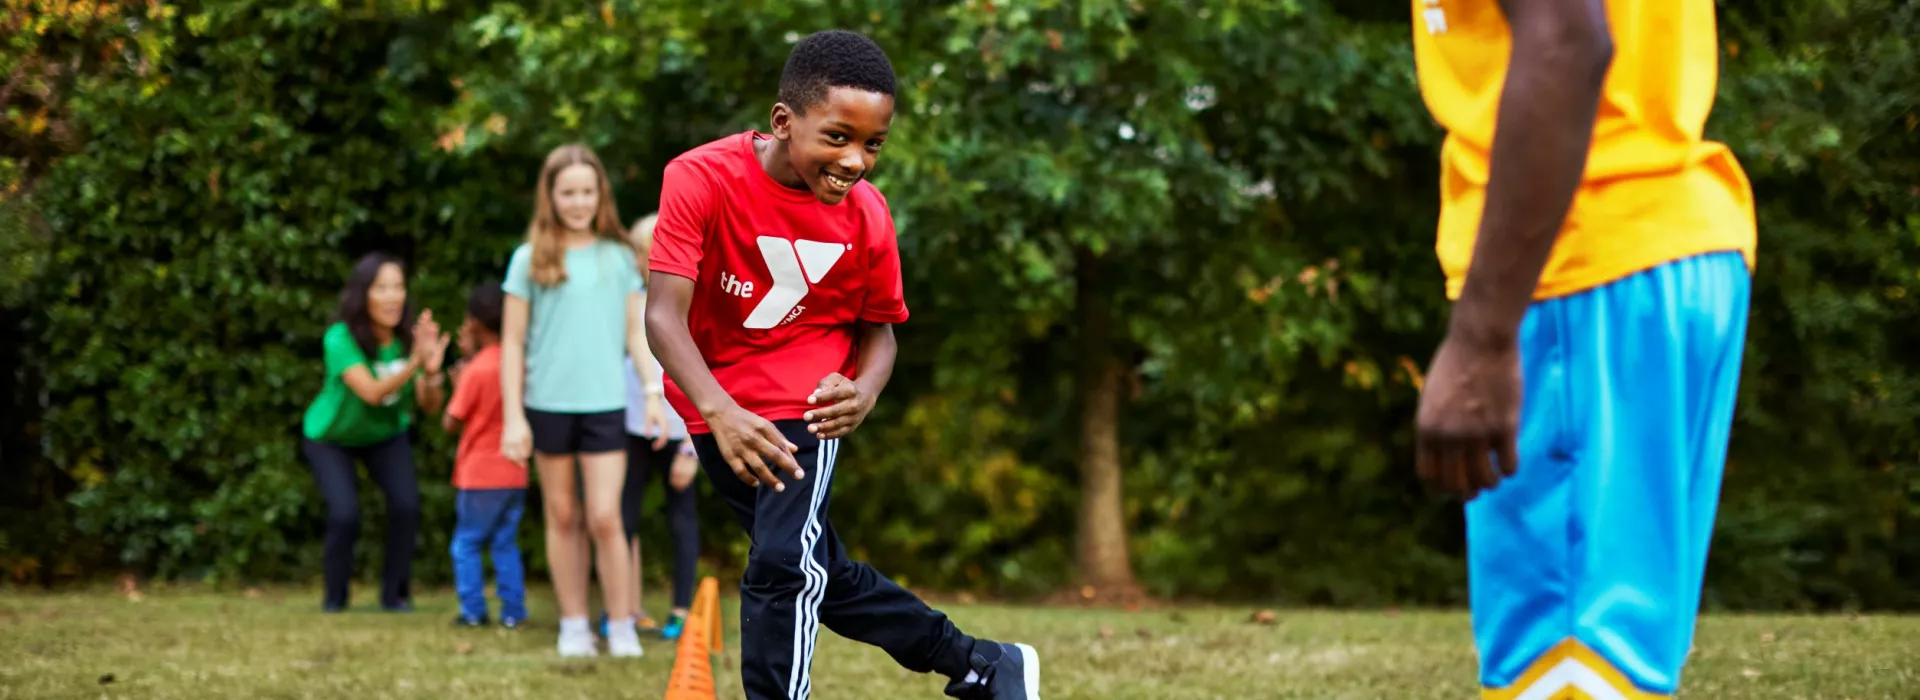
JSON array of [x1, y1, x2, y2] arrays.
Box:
[[301, 252, 449, 613]]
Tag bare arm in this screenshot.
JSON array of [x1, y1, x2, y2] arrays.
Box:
[[414, 371, 445, 414], [644, 273, 732, 417], [801, 321, 896, 440], [1447, 0, 1615, 347], [851, 322, 896, 402], [1414, 0, 1615, 499], [646, 270, 802, 489], [501, 295, 530, 424], [340, 357, 422, 407], [627, 290, 662, 392], [629, 289, 671, 441]]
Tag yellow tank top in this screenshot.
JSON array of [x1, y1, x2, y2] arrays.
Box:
[[1411, 0, 1757, 300]]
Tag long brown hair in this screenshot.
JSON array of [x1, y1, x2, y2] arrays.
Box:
[[526, 144, 627, 287]]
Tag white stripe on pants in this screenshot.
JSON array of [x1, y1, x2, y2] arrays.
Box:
[[787, 438, 838, 699]]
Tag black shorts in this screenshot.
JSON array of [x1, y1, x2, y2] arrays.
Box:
[[526, 408, 625, 455]]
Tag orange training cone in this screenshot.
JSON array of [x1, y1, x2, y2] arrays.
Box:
[[703, 576, 724, 654], [664, 576, 724, 700]]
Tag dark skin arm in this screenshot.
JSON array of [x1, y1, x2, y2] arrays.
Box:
[[1415, 0, 1614, 500], [645, 271, 804, 492], [804, 321, 896, 439]]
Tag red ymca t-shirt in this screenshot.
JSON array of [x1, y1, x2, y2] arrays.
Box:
[[648, 131, 909, 434], [446, 345, 527, 489]]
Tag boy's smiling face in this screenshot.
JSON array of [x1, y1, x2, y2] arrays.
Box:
[[771, 86, 894, 206]]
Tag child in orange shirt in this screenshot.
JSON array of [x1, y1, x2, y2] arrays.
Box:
[[444, 282, 529, 627]]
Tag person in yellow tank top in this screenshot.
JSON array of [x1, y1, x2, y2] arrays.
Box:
[[1408, 0, 1756, 698]]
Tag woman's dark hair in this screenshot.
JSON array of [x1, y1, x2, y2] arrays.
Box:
[[333, 252, 415, 360]]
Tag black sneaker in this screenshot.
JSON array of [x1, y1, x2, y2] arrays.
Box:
[[943, 641, 1040, 700], [452, 614, 489, 627]]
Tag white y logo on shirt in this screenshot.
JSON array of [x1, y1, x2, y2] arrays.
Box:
[[743, 237, 849, 329]]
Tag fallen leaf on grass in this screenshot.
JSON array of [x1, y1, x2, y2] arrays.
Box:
[[1098, 626, 1114, 639], [244, 588, 262, 599], [1741, 668, 1761, 679], [1250, 610, 1278, 625], [456, 642, 473, 655], [1760, 631, 1775, 644], [1134, 628, 1152, 640]]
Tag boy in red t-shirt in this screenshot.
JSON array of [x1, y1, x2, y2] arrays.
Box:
[[444, 282, 529, 628], [644, 29, 1038, 700]]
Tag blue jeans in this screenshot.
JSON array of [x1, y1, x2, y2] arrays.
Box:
[[451, 488, 528, 621]]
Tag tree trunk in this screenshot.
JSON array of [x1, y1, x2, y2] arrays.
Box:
[[1074, 249, 1135, 590]]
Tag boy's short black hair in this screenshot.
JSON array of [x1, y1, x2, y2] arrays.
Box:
[[466, 281, 504, 335], [777, 29, 896, 115]]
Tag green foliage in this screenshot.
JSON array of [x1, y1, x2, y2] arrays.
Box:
[[1699, 0, 1920, 610], [3, 0, 1916, 611]]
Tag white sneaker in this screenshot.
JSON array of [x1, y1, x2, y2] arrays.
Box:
[[606, 617, 644, 658], [557, 627, 599, 657]]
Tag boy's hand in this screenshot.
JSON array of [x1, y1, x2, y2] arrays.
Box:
[[804, 373, 871, 439], [705, 403, 802, 492]]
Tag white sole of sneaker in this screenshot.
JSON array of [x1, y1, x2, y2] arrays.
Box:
[[558, 634, 599, 658], [1015, 643, 1040, 699]]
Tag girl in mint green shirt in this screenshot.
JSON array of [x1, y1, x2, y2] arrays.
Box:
[[498, 144, 662, 658], [300, 252, 449, 612]]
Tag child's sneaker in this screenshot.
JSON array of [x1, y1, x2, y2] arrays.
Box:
[[943, 641, 1040, 700], [500, 616, 525, 630], [557, 618, 599, 658], [660, 612, 686, 641], [606, 617, 644, 658], [451, 614, 489, 628]]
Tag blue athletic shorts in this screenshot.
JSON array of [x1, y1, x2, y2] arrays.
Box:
[[1467, 250, 1751, 698]]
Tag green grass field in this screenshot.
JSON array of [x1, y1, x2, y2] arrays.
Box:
[[1, 583, 1915, 699]]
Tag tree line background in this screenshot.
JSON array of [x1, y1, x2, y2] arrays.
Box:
[[2, 0, 1916, 611]]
